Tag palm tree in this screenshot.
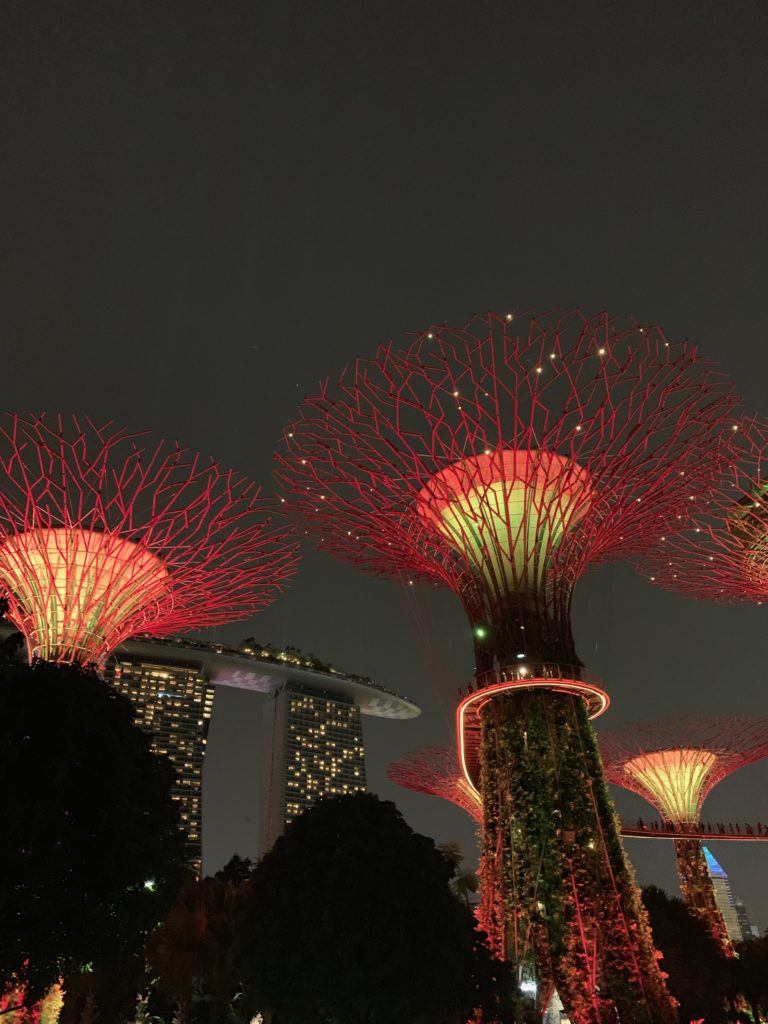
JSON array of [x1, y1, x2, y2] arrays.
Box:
[[437, 842, 479, 908]]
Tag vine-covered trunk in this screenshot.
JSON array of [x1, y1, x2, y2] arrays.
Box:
[[479, 690, 678, 1024], [674, 838, 736, 957]]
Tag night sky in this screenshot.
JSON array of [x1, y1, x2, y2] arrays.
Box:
[[2, 2, 767, 927]]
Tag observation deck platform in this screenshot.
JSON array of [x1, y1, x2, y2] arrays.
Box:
[[118, 635, 421, 720], [0, 623, 420, 720], [457, 663, 609, 792]]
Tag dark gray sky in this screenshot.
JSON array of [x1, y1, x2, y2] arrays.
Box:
[[2, 1, 767, 927]]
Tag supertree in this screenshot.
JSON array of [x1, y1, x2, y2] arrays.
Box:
[[277, 308, 739, 1022], [600, 716, 768, 958], [641, 419, 768, 603], [387, 745, 483, 824], [0, 415, 299, 666]]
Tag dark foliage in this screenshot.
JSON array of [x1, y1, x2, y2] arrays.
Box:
[[641, 885, 732, 1023], [214, 853, 255, 885], [733, 933, 768, 1021], [147, 873, 252, 1024], [236, 792, 513, 1024], [0, 658, 189, 1005]]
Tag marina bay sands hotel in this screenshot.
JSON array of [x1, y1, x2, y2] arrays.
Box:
[[102, 635, 420, 871]]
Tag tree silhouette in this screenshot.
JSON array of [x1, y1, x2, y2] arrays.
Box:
[[641, 885, 732, 1023], [236, 793, 512, 1023], [148, 874, 251, 1024], [0, 659, 188, 1009]]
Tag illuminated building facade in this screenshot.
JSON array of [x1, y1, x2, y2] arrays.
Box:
[[259, 683, 367, 854], [95, 634, 418, 873], [104, 654, 215, 873], [704, 847, 743, 944]]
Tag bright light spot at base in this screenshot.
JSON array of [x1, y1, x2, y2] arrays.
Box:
[[474, 625, 488, 639], [520, 979, 537, 995], [144, 879, 157, 892]]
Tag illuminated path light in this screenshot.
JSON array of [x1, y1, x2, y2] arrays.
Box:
[[601, 716, 768, 958], [278, 307, 739, 1023], [0, 415, 299, 666]]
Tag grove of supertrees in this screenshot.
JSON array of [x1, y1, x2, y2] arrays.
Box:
[[0, 414, 299, 666], [600, 716, 768, 958], [642, 418, 768, 603], [277, 308, 740, 1023]]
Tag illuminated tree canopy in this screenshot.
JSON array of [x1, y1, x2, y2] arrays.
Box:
[[600, 715, 768, 959], [600, 715, 768, 825], [387, 745, 483, 824], [278, 309, 739, 672], [0, 415, 299, 665], [641, 419, 768, 602]]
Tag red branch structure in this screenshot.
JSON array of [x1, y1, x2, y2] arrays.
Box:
[[600, 716, 768, 957], [277, 308, 740, 1023], [640, 419, 768, 603], [0, 415, 299, 665], [387, 745, 483, 824]]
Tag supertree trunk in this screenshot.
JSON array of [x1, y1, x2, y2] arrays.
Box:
[[480, 691, 677, 1024], [674, 838, 736, 957]]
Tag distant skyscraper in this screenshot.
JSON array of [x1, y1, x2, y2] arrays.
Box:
[[703, 847, 744, 943], [105, 653, 215, 874], [259, 682, 367, 852], [734, 896, 759, 940]]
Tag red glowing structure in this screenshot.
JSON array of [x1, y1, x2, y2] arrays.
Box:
[[600, 716, 768, 958], [387, 746, 483, 824], [0, 415, 299, 665], [278, 308, 738, 1022], [642, 419, 768, 603]]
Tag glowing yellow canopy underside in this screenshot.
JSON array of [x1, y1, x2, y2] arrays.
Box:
[[727, 486, 768, 588], [624, 748, 719, 824], [0, 527, 169, 664], [416, 449, 593, 592]]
